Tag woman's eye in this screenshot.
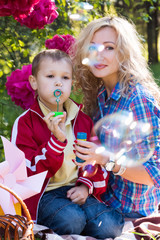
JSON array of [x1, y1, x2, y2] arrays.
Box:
[[105, 46, 114, 50]]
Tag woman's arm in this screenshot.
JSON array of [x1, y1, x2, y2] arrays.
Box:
[[112, 163, 154, 186], [73, 139, 156, 186]]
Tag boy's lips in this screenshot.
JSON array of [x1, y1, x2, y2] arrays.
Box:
[[54, 89, 63, 95]]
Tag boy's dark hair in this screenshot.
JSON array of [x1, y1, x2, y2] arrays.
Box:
[[32, 49, 73, 76]]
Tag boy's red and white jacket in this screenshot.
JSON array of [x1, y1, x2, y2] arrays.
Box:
[[11, 98, 109, 222]]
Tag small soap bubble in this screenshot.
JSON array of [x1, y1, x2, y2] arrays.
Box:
[[82, 44, 105, 67], [89, 44, 104, 53], [94, 111, 156, 167], [79, 2, 93, 10], [69, 13, 85, 21], [82, 58, 90, 65], [68, 1, 93, 22], [81, 58, 98, 67], [82, 164, 98, 178]]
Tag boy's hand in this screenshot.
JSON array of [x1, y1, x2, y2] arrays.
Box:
[[43, 112, 66, 142], [67, 184, 89, 205]]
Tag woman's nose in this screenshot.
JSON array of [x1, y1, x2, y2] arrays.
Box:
[[96, 50, 105, 61]]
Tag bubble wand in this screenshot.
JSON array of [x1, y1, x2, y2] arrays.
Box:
[[53, 89, 63, 117]]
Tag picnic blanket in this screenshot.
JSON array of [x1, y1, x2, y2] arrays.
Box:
[[33, 213, 160, 240]]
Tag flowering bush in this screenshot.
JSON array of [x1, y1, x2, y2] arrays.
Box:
[[45, 34, 76, 55], [15, 0, 58, 29], [0, 0, 40, 17], [6, 65, 35, 110]]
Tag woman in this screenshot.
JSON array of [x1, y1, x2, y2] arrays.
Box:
[[73, 16, 160, 219]]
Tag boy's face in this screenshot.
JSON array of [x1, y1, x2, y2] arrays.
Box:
[[29, 57, 73, 112]]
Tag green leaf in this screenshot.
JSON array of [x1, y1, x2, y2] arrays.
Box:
[[18, 40, 25, 47], [124, 0, 130, 6], [0, 71, 3, 77]]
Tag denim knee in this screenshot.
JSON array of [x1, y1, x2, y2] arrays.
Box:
[[52, 204, 87, 235], [81, 197, 124, 239], [84, 208, 124, 239], [38, 202, 87, 235]]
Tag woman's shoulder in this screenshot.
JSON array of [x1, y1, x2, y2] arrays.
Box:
[[128, 83, 160, 119], [129, 82, 156, 103]]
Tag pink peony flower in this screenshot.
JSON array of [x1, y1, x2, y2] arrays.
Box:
[[14, 0, 58, 29], [6, 64, 35, 110], [0, 0, 40, 17], [45, 34, 76, 55]]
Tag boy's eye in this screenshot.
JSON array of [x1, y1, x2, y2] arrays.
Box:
[[47, 75, 54, 78], [63, 76, 69, 80]]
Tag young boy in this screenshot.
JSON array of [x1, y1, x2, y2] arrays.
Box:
[[11, 49, 124, 239]]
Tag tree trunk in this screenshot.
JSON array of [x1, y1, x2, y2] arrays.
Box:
[[146, 1, 159, 63]]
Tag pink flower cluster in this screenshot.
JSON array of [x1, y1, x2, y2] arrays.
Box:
[[0, 0, 58, 29], [6, 64, 35, 110], [15, 0, 58, 29], [45, 34, 76, 55], [0, 0, 40, 17]]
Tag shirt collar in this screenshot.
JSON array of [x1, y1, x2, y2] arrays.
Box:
[[64, 98, 79, 126], [98, 82, 121, 102]]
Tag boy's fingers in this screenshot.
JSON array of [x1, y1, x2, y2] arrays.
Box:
[[43, 112, 55, 121]]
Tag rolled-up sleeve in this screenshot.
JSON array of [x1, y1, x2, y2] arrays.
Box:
[[130, 93, 160, 188]]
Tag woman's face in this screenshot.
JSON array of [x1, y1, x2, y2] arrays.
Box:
[[89, 27, 119, 84]]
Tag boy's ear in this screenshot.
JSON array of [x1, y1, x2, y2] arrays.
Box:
[[29, 75, 38, 90]]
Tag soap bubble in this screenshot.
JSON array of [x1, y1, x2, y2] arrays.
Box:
[[82, 44, 104, 66], [94, 111, 155, 167], [69, 13, 87, 21], [68, 2, 93, 22], [82, 163, 98, 178], [78, 2, 93, 10]]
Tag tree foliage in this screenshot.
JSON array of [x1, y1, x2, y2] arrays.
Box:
[[114, 0, 160, 63], [0, 0, 159, 160]]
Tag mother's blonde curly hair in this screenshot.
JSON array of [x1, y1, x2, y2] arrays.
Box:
[[73, 16, 160, 118]]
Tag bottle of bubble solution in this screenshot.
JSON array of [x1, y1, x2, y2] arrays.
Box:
[[76, 132, 87, 163], [76, 132, 98, 177]]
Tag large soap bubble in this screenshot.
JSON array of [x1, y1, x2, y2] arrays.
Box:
[[94, 111, 155, 167]]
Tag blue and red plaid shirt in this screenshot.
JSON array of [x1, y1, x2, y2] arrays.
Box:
[[93, 82, 160, 216]]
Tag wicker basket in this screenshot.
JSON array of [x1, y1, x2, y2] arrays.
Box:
[[0, 183, 34, 240]]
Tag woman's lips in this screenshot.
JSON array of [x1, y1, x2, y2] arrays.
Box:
[[94, 64, 107, 69]]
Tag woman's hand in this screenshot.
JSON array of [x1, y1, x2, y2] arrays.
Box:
[[73, 139, 110, 167], [43, 111, 66, 142]]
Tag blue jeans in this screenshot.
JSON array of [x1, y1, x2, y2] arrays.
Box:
[[37, 186, 124, 239], [123, 212, 144, 219]]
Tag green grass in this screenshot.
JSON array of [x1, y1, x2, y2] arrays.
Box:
[[150, 62, 160, 87]]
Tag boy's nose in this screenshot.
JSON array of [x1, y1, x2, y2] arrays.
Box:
[[55, 81, 62, 87]]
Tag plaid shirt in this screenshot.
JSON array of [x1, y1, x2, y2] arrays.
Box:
[[93, 82, 160, 216]]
